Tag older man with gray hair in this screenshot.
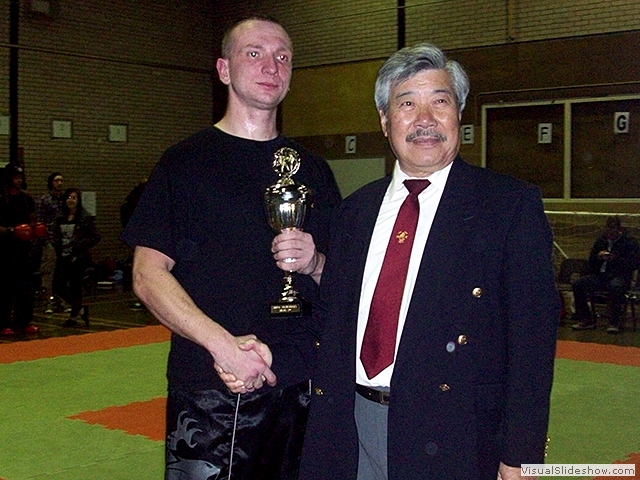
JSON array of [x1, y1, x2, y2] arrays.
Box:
[[299, 43, 558, 480]]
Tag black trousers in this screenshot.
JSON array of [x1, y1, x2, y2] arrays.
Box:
[[165, 380, 310, 480], [0, 244, 35, 330], [52, 255, 87, 317], [573, 273, 628, 326]]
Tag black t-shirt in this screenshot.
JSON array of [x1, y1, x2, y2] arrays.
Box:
[[0, 191, 35, 256], [0, 190, 34, 228], [121, 127, 341, 390]]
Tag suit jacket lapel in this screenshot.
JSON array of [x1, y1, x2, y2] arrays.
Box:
[[342, 176, 390, 273], [419, 158, 480, 282], [394, 159, 480, 367], [333, 177, 391, 345]]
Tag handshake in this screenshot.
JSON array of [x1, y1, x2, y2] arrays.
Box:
[[7, 222, 47, 241]]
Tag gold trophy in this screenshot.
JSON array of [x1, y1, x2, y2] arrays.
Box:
[[264, 147, 312, 318]]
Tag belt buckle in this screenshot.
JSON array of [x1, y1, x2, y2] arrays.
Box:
[[357, 384, 390, 406]]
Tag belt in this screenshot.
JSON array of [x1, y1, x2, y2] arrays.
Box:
[[356, 384, 390, 406]]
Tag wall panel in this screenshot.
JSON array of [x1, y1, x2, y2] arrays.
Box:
[[406, 0, 508, 49], [485, 103, 565, 198], [571, 99, 640, 198], [284, 61, 383, 137], [515, 0, 640, 42]]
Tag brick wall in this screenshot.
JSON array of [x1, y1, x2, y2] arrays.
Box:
[[215, 0, 640, 67], [1, 0, 215, 263], [406, 1, 509, 49], [514, 0, 640, 42], [214, 0, 398, 67], [2, 0, 640, 264], [1, 1, 11, 163]]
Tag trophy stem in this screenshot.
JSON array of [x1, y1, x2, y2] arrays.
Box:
[[269, 270, 308, 318], [280, 271, 298, 301]]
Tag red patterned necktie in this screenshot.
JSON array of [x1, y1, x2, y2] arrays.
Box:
[[360, 179, 431, 379]]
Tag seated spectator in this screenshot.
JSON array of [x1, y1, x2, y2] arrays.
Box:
[[572, 216, 640, 333]]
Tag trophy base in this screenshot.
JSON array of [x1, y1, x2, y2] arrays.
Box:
[[269, 298, 311, 319]]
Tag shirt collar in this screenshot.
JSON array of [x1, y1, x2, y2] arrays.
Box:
[[388, 159, 454, 199]]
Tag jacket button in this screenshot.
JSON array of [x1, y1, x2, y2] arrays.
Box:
[[446, 341, 455, 353], [314, 387, 324, 396], [457, 335, 468, 345], [439, 384, 450, 392], [314, 340, 321, 349], [472, 287, 483, 298], [425, 442, 438, 455]]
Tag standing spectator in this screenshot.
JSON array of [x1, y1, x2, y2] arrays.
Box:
[[122, 16, 340, 479], [572, 215, 640, 333], [53, 187, 101, 328], [37, 172, 64, 313], [0, 163, 39, 335]]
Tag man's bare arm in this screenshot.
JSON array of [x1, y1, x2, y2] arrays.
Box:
[[132, 245, 276, 390]]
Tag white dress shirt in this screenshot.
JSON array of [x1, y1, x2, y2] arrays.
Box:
[[356, 161, 452, 387]]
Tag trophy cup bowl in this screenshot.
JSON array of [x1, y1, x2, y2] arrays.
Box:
[[264, 181, 310, 232], [264, 148, 312, 318]]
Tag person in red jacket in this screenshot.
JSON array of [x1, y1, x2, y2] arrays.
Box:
[[0, 163, 40, 335]]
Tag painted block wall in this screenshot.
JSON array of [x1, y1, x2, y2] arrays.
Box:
[[1, 0, 215, 263], [2, 0, 640, 263]]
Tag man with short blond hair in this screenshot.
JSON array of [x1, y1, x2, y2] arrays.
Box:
[[122, 16, 340, 479]]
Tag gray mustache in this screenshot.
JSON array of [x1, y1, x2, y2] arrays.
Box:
[[406, 128, 447, 143]]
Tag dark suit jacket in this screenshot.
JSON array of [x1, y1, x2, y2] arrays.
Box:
[[586, 230, 640, 283], [299, 158, 559, 480]]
